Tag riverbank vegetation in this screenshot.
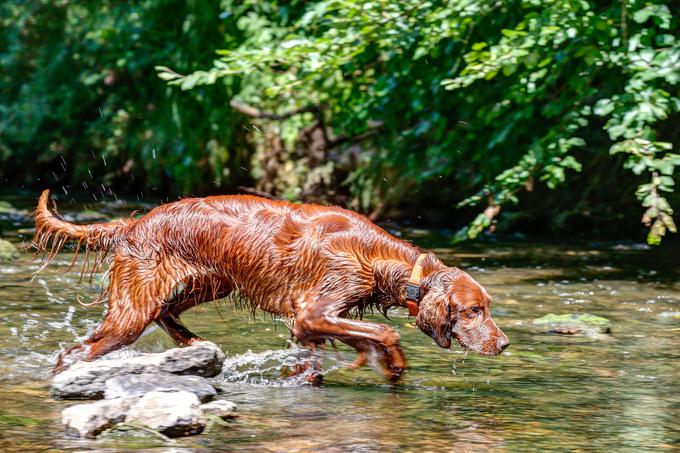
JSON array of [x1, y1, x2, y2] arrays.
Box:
[[1, 1, 677, 243]]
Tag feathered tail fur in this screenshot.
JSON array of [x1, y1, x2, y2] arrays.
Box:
[[33, 189, 130, 274]]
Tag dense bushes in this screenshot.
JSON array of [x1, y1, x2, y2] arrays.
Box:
[[1, 1, 678, 243], [1, 1, 251, 196]]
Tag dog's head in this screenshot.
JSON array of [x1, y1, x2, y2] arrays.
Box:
[[415, 267, 509, 355]]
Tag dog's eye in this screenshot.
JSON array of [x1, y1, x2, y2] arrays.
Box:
[[470, 306, 481, 314]]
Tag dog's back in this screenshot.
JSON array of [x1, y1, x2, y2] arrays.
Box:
[[34, 191, 413, 315], [119, 194, 411, 313]]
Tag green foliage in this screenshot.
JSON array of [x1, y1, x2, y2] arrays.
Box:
[[0, 0, 250, 195], [160, 0, 678, 244], [1, 0, 678, 243], [445, 0, 680, 244]]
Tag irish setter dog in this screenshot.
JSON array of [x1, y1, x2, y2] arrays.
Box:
[[34, 190, 508, 383]]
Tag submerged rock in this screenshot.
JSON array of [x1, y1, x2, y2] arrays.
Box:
[[201, 399, 237, 419], [125, 390, 206, 437], [532, 313, 611, 335], [64, 210, 111, 223], [62, 397, 137, 438], [105, 373, 217, 403], [658, 311, 680, 320], [0, 201, 18, 214], [0, 238, 19, 262], [0, 201, 30, 224], [52, 341, 225, 399]]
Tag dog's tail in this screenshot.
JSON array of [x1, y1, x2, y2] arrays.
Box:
[[33, 190, 130, 272]]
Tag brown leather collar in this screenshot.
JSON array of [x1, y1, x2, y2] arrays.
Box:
[[405, 253, 428, 316]]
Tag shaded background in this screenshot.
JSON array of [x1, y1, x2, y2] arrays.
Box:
[[1, 0, 678, 244]]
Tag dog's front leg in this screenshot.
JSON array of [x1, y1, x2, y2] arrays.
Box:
[[283, 340, 325, 385], [293, 295, 406, 383]]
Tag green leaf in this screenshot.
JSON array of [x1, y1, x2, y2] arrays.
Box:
[[593, 99, 615, 116], [632, 5, 671, 29]]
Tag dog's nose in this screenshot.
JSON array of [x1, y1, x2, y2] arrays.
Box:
[[497, 335, 510, 352]]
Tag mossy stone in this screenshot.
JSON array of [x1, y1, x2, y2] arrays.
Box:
[[0, 238, 19, 262], [532, 313, 611, 334], [0, 201, 20, 214]]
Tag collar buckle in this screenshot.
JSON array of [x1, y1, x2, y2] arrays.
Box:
[[405, 283, 420, 301], [404, 253, 428, 317]]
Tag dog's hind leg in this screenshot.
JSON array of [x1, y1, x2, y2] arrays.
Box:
[[155, 286, 205, 346], [155, 312, 204, 346], [55, 257, 173, 372], [55, 296, 159, 373], [155, 277, 232, 346]]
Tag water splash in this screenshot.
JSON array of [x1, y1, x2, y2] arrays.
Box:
[[214, 345, 344, 387]]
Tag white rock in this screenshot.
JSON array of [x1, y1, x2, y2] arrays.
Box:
[[62, 397, 136, 438], [52, 341, 225, 399], [104, 373, 217, 403], [200, 399, 237, 419], [125, 390, 205, 437]]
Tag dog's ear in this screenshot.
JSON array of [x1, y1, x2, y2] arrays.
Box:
[[415, 294, 451, 348]]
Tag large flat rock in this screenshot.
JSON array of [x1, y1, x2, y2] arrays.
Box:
[[125, 390, 206, 437], [105, 373, 217, 403], [52, 341, 225, 399]]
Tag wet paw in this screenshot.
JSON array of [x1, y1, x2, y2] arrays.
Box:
[[54, 344, 87, 374], [387, 366, 404, 383], [379, 344, 406, 383], [304, 371, 323, 386]]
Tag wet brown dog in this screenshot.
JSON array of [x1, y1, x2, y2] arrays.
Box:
[[34, 190, 508, 382]]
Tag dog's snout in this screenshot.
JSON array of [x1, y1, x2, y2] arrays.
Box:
[[497, 335, 510, 352]]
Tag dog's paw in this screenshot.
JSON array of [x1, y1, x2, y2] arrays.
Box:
[[380, 344, 406, 383], [54, 343, 88, 374]]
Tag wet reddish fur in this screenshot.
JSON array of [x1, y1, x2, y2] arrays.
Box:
[[33, 190, 506, 382]]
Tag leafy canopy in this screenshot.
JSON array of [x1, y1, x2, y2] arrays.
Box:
[[1, 1, 677, 244], [159, 0, 679, 244]]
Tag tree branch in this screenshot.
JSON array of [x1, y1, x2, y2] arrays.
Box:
[[230, 99, 323, 120], [236, 186, 279, 200], [231, 98, 383, 148], [328, 130, 380, 148]]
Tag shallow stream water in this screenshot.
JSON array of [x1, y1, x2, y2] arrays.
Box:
[[0, 197, 678, 451]]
